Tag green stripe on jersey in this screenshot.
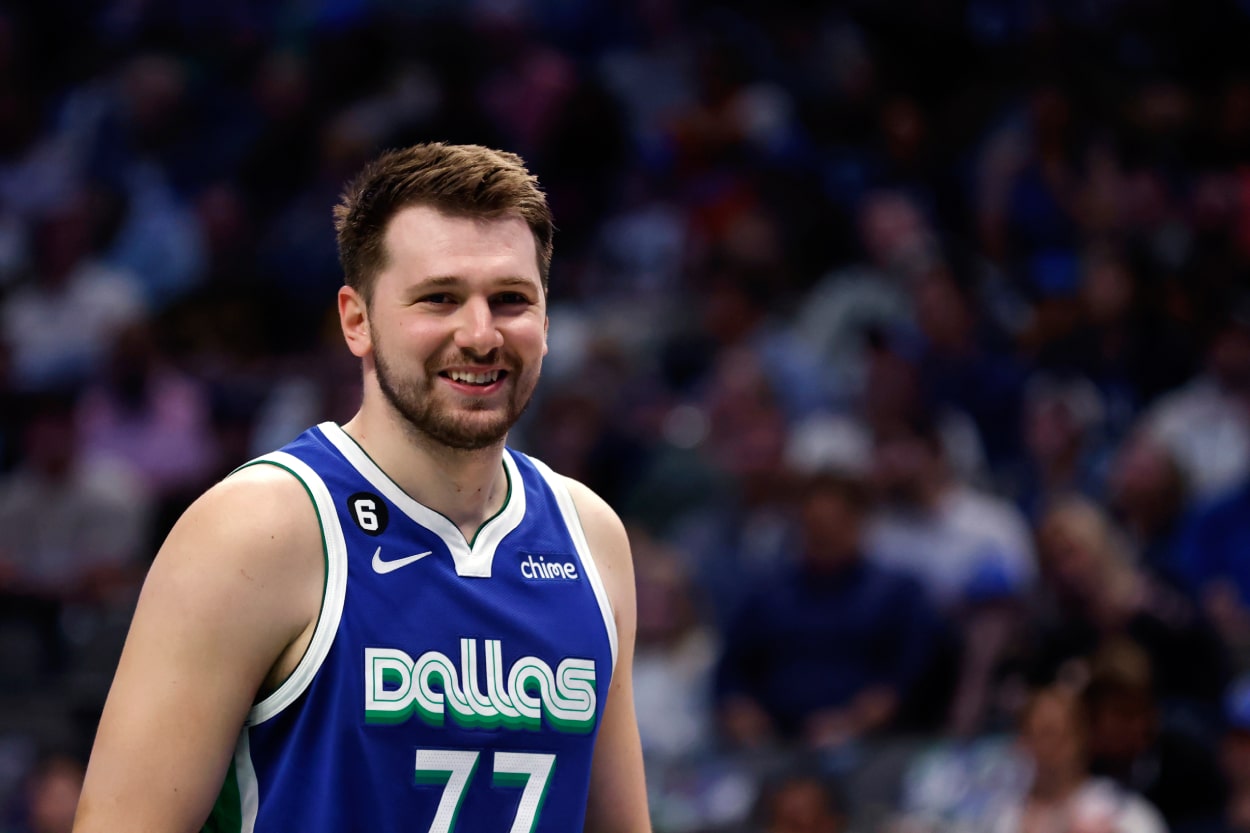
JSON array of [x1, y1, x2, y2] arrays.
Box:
[[203, 758, 243, 833]]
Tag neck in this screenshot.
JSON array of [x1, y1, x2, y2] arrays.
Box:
[[1030, 767, 1083, 803], [341, 408, 509, 541]]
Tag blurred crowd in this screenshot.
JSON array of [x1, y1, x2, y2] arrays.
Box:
[[3, 0, 1250, 831]]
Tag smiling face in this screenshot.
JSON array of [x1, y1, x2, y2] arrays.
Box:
[[345, 204, 548, 451]]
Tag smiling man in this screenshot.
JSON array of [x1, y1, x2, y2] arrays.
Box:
[[73, 143, 651, 833]]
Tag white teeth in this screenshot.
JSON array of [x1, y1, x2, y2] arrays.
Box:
[[448, 370, 500, 385]]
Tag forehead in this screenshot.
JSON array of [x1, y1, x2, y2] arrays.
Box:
[[380, 204, 540, 287]]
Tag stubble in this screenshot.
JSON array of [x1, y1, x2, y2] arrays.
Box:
[[373, 337, 540, 451]]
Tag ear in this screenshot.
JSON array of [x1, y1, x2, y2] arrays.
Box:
[[339, 285, 372, 358], [542, 314, 549, 357]]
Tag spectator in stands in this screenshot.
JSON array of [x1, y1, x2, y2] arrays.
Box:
[[749, 768, 847, 833], [991, 685, 1167, 833], [910, 264, 1028, 471], [1083, 640, 1225, 833], [1032, 244, 1197, 435], [1106, 427, 1196, 587], [716, 469, 943, 749], [1014, 372, 1109, 523], [1140, 308, 1250, 501], [631, 529, 719, 764], [864, 413, 1035, 734], [0, 394, 151, 678], [640, 349, 800, 627], [974, 83, 1084, 265], [74, 319, 219, 504], [1013, 496, 1227, 712], [866, 414, 1036, 612], [1171, 460, 1250, 670], [794, 189, 934, 403], [860, 326, 989, 486], [0, 189, 146, 392]]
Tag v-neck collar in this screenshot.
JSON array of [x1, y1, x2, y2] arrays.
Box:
[[317, 421, 525, 577]]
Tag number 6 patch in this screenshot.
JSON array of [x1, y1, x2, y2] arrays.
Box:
[[348, 491, 389, 536]]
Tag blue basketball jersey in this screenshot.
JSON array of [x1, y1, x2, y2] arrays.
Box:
[[204, 422, 618, 833]]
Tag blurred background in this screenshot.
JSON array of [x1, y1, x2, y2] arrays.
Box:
[[2, 0, 1250, 831]]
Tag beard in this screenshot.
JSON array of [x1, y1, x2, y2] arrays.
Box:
[[373, 337, 540, 452]]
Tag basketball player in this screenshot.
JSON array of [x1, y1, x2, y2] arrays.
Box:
[[73, 143, 652, 832]]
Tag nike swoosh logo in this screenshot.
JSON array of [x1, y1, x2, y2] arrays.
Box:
[[371, 547, 434, 574]]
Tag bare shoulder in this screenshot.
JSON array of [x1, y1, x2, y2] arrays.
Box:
[[192, 462, 319, 537], [165, 462, 322, 577], [558, 476, 630, 567], [141, 462, 324, 658]]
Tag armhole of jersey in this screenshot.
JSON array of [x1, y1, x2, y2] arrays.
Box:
[[527, 457, 619, 670], [230, 451, 349, 726]]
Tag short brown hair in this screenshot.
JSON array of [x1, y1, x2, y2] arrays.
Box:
[[333, 142, 554, 300]]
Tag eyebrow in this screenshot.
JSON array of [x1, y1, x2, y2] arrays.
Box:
[[416, 275, 538, 289]]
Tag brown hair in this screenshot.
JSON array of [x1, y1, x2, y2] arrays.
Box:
[[333, 142, 554, 301]]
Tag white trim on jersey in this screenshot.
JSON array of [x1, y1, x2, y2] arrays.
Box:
[[234, 730, 260, 833], [240, 451, 350, 726], [317, 421, 527, 578], [526, 457, 619, 670]]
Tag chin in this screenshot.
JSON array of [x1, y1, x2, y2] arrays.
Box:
[[435, 415, 516, 450]]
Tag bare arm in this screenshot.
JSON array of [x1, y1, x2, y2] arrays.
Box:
[[73, 466, 323, 833], [564, 478, 652, 833]]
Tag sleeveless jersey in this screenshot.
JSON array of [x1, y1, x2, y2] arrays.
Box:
[[204, 422, 618, 833]]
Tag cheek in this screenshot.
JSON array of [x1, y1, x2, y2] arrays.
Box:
[[374, 325, 441, 375], [389, 319, 444, 355], [505, 319, 549, 357]]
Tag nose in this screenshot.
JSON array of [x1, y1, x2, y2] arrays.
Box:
[[453, 296, 504, 355]]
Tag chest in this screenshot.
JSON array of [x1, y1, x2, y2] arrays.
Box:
[[327, 473, 613, 738]]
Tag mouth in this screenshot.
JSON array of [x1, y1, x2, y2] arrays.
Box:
[[438, 368, 509, 390]]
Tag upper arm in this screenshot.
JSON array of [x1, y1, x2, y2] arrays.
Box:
[[563, 478, 651, 833], [74, 466, 323, 833]]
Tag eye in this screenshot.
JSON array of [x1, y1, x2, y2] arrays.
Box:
[[418, 293, 456, 305], [492, 292, 532, 307]]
